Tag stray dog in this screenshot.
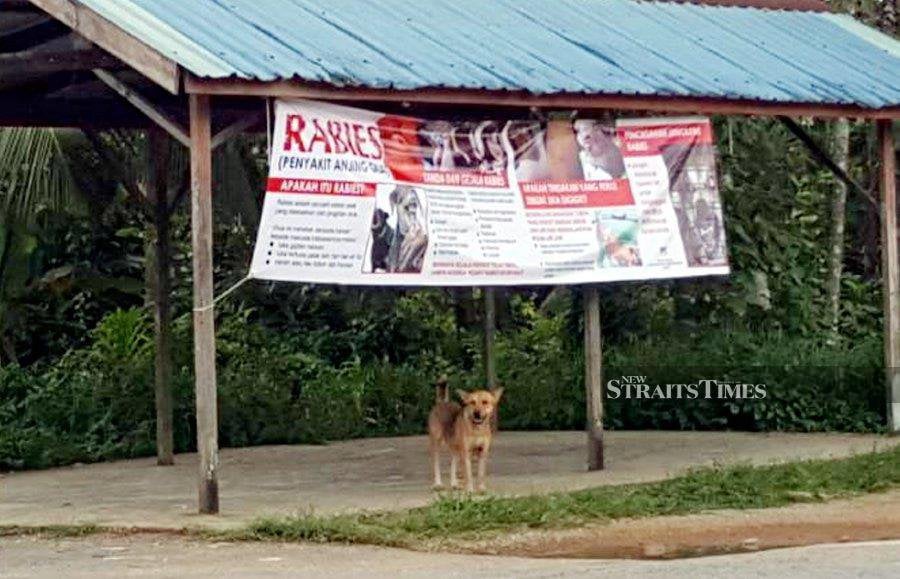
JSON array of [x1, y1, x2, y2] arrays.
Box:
[[428, 377, 503, 492]]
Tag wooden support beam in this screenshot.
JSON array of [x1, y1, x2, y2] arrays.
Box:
[[149, 129, 175, 466], [879, 119, 900, 433], [0, 47, 119, 75], [0, 18, 70, 52], [483, 287, 497, 389], [0, 97, 150, 128], [189, 93, 219, 513], [583, 287, 604, 470], [211, 111, 264, 150], [185, 76, 900, 121], [3, 0, 41, 12], [29, 0, 181, 93], [94, 69, 190, 147], [778, 116, 875, 206]]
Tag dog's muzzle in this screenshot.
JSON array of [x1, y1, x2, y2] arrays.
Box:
[[472, 411, 485, 425]]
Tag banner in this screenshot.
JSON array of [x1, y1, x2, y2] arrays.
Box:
[[250, 100, 729, 286]]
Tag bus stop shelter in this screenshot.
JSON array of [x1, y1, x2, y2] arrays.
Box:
[[2, 0, 898, 514]]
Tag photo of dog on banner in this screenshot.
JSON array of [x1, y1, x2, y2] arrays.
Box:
[[662, 143, 728, 267]]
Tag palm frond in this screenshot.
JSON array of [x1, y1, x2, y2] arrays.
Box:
[[0, 128, 81, 223]]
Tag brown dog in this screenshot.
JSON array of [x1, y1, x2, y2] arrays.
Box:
[[427, 378, 503, 492]]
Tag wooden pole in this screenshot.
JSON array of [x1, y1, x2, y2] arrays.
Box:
[[879, 119, 899, 433], [483, 287, 497, 389], [189, 94, 220, 513], [583, 286, 604, 470], [150, 129, 174, 466], [543, 115, 605, 467]]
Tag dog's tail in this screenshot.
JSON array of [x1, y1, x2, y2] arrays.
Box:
[[435, 375, 449, 403]]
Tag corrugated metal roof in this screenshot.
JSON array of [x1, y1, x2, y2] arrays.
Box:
[[77, 0, 900, 108]]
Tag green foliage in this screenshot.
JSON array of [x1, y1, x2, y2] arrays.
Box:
[[1, 298, 888, 470], [605, 330, 885, 432], [0, 309, 156, 469], [0, 128, 80, 223]]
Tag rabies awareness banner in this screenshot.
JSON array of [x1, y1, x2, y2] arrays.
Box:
[[250, 100, 729, 286]]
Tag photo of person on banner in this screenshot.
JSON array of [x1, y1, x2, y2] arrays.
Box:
[[574, 119, 627, 180], [366, 185, 429, 274]]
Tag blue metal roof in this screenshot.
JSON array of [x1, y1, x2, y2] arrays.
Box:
[[78, 0, 900, 108]]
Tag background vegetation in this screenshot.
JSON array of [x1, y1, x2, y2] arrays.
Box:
[[0, 3, 896, 471]]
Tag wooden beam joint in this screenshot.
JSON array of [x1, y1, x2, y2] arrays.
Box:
[[29, 0, 181, 93], [94, 69, 190, 147]]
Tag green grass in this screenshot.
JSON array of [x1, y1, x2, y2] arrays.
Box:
[[237, 444, 900, 547], [0, 524, 102, 539]]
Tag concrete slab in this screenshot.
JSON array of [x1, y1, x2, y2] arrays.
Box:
[[1, 431, 897, 531]]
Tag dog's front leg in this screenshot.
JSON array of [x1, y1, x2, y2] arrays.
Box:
[[476, 453, 488, 492], [449, 453, 460, 489], [430, 444, 442, 489], [463, 451, 474, 493]]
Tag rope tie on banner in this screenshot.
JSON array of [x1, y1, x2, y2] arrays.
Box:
[[190, 98, 270, 316], [191, 97, 270, 316], [192, 273, 254, 314]]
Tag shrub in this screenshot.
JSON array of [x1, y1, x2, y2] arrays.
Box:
[[0, 307, 888, 472]]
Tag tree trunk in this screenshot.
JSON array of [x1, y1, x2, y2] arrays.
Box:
[[147, 130, 174, 466], [483, 287, 497, 389], [826, 118, 850, 333]]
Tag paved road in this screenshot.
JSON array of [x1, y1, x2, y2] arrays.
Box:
[[2, 535, 899, 578]]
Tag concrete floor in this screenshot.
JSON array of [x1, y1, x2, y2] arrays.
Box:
[[3, 535, 900, 578], [1, 431, 897, 531]]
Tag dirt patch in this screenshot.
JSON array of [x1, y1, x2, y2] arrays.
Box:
[[454, 489, 900, 559]]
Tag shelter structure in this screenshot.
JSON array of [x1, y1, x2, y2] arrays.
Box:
[[1, 0, 898, 514]]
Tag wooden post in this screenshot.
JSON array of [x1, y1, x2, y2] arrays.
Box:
[[544, 115, 605, 467], [150, 129, 174, 466], [483, 287, 497, 389], [583, 286, 604, 470], [879, 119, 899, 433], [189, 94, 219, 513]]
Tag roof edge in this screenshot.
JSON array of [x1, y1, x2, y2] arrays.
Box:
[[184, 75, 900, 120], [77, 0, 237, 79], [28, 0, 182, 93]]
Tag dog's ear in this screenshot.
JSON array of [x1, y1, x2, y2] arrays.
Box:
[[456, 389, 471, 403], [491, 387, 504, 403]]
